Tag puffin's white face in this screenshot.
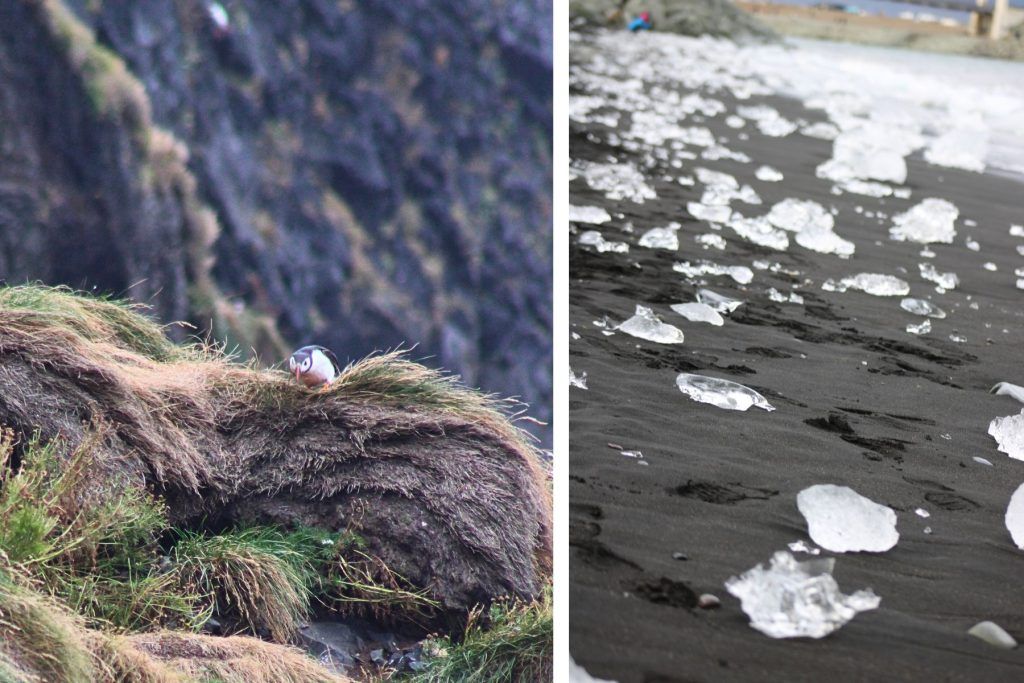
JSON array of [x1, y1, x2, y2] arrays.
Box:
[[289, 348, 336, 387]]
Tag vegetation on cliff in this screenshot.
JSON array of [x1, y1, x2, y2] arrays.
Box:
[[0, 285, 551, 681]]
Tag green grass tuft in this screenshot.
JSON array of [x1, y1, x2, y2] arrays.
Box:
[[171, 528, 312, 642], [401, 587, 552, 683]]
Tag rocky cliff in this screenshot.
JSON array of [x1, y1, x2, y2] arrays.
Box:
[[0, 0, 552, 443]]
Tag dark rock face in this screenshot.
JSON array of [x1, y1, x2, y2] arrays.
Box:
[[0, 0, 552, 443]]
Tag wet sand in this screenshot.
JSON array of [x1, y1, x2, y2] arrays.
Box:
[[570, 30, 1024, 682]]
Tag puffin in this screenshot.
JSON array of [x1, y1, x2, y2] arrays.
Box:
[[288, 345, 341, 388]]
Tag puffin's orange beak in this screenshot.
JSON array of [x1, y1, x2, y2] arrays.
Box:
[[294, 367, 301, 381]]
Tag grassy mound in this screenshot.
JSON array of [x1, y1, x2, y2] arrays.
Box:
[[0, 284, 551, 679]]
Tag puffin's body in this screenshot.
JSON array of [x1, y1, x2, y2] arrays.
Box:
[[289, 345, 341, 388]]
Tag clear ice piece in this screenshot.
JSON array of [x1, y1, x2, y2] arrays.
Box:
[[968, 622, 1017, 649], [991, 382, 1024, 404], [988, 410, 1024, 461], [839, 273, 910, 297], [728, 215, 789, 251], [616, 305, 684, 344], [569, 205, 612, 225], [674, 261, 753, 285], [569, 367, 588, 390], [906, 319, 931, 335], [900, 298, 946, 319], [696, 289, 743, 314], [675, 374, 775, 412], [797, 484, 899, 553], [638, 224, 680, 250], [767, 199, 834, 233], [725, 551, 880, 639], [919, 263, 958, 290], [890, 198, 958, 244], [671, 302, 724, 326], [755, 166, 783, 182], [579, 231, 629, 253], [1007, 482, 1024, 549], [787, 540, 820, 555]]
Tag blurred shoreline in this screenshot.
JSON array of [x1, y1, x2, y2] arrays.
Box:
[[739, 1, 1024, 60]]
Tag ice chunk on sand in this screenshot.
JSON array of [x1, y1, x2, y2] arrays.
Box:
[[787, 540, 820, 555], [728, 215, 789, 251], [687, 202, 733, 224], [837, 180, 893, 198], [924, 128, 987, 173], [569, 368, 588, 390], [580, 161, 657, 203], [675, 374, 774, 412], [616, 305, 684, 344], [696, 233, 727, 250], [839, 273, 910, 297], [570, 205, 612, 225], [900, 298, 946, 319], [800, 121, 839, 140], [991, 382, 1024, 405], [696, 167, 738, 190], [919, 263, 958, 290], [674, 261, 753, 285], [890, 199, 958, 244], [570, 658, 618, 683], [579, 231, 629, 254], [767, 199, 833, 233], [639, 224, 680, 250], [1007, 482, 1024, 549], [796, 225, 855, 258], [725, 551, 880, 639], [906, 320, 931, 335], [671, 303, 724, 326], [696, 289, 743, 314], [797, 484, 899, 553], [755, 166, 783, 182], [988, 410, 1024, 461], [968, 622, 1017, 649]]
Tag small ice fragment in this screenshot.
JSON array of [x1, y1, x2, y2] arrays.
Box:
[[675, 374, 774, 412], [920, 247, 936, 258], [678, 175, 695, 186], [571, 332, 580, 340], [673, 261, 753, 285], [915, 508, 930, 518], [787, 540, 820, 555], [638, 224, 680, 250], [797, 484, 899, 553], [796, 225, 855, 258], [570, 205, 612, 224], [839, 179, 893, 198], [991, 382, 1024, 404], [988, 410, 1024, 460], [900, 298, 946, 319], [924, 527, 932, 534], [984, 262, 997, 271], [948, 333, 966, 343], [620, 450, 643, 459], [696, 288, 743, 313], [725, 115, 745, 129], [919, 263, 959, 290], [728, 215, 789, 251], [755, 166, 784, 182], [800, 121, 840, 140], [570, 658, 618, 683], [968, 622, 1017, 650], [767, 199, 833, 233], [687, 202, 733, 223], [671, 302, 724, 326], [697, 594, 721, 609], [839, 273, 910, 297], [578, 161, 657, 203], [890, 199, 958, 244], [1011, 224, 1024, 237], [579, 231, 629, 253], [906, 320, 931, 335], [695, 167, 738, 189], [966, 237, 980, 251], [569, 368, 588, 390], [696, 233, 727, 250], [616, 305, 684, 344], [973, 456, 993, 466], [1007, 482, 1024, 548], [724, 551, 880, 639], [894, 187, 912, 199]]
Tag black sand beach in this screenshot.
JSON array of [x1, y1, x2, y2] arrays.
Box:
[[570, 30, 1024, 682]]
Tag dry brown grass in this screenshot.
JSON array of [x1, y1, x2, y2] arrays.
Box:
[[125, 632, 350, 683]]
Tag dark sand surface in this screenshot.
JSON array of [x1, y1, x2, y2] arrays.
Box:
[[570, 30, 1024, 683]]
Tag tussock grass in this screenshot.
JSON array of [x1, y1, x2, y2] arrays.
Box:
[[282, 527, 439, 623], [403, 587, 553, 683], [172, 529, 311, 642]]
